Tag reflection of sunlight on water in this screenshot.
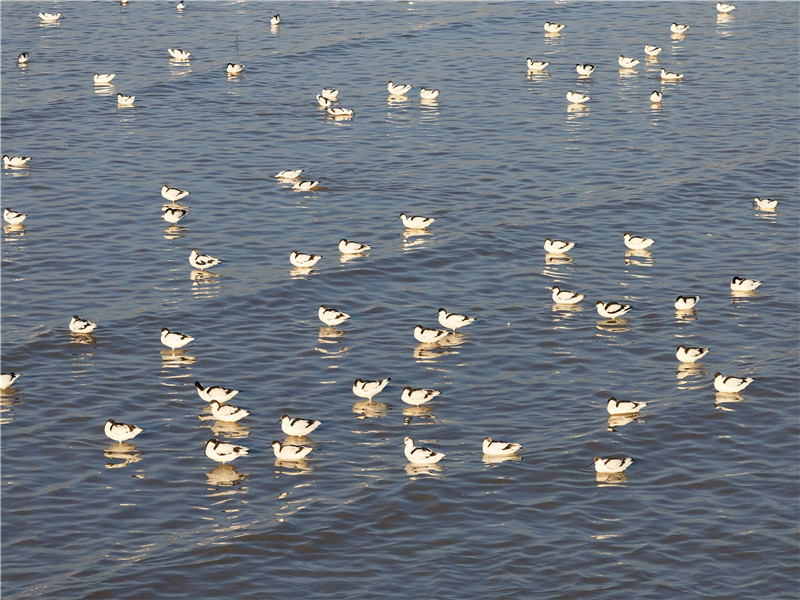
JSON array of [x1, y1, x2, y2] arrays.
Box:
[[607, 414, 637, 431], [413, 344, 457, 362], [674, 308, 697, 323], [191, 270, 223, 298], [482, 454, 522, 466], [676, 363, 707, 390], [208, 420, 251, 439], [164, 224, 186, 240], [206, 464, 245, 486], [595, 318, 630, 335], [544, 252, 574, 266], [714, 392, 744, 409], [93, 85, 116, 96], [316, 327, 351, 359], [526, 71, 550, 81], [70, 333, 97, 346], [402, 405, 436, 425], [353, 400, 390, 419], [405, 463, 443, 477], [290, 266, 316, 279], [596, 471, 628, 485], [104, 442, 142, 469], [160, 350, 196, 369], [340, 252, 368, 264], [1, 392, 20, 425]]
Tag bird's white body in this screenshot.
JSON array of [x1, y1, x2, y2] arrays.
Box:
[[676, 346, 709, 363], [327, 106, 354, 118], [161, 185, 189, 202], [316, 94, 332, 107], [69, 315, 97, 334], [644, 44, 663, 56], [596, 301, 632, 319], [670, 23, 690, 34], [3, 155, 31, 168], [162, 207, 188, 223], [753, 197, 777, 211], [660, 68, 684, 80], [543, 22, 565, 33], [290, 250, 321, 268], [713, 372, 754, 393], [716, 3, 736, 13], [414, 325, 450, 344], [544, 238, 575, 254], [387, 81, 413, 95], [38, 12, 62, 22], [292, 180, 320, 191], [575, 64, 595, 76], [117, 93, 135, 106], [623, 232, 654, 250], [176, 0, 185, 10], [400, 213, 435, 229], [93, 73, 116, 85], [321, 88, 339, 101], [401, 386, 440, 406], [420, 88, 440, 100], [730, 276, 761, 292], [404, 437, 445, 464], [105, 419, 143, 443], [618, 55, 640, 69], [566, 90, 590, 103], [437, 308, 474, 331], [650, 91, 663, 103], [280, 414, 322, 437], [1, 372, 21, 390], [3, 208, 27, 225], [319, 305, 350, 326], [482, 437, 522, 457], [18, 52, 29, 64], [353, 378, 390, 401], [226, 63, 244, 74], [275, 169, 302, 179], [160, 327, 194, 350], [195, 381, 239, 403], [338, 239, 371, 254], [167, 48, 192, 60], [189, 248, 221, 271], [205, 439, 248, 463], [550, 286, 584, 305], [674, 295, 700, 311], [270, 14, 280, 26], [526, 58, 549, 71], [594, 456, 633, 473], [272, 441, 313, 461], [209, 400, 249, 422], [606, 398, 647, 415]]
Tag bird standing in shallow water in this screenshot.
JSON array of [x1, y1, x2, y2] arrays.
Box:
[[596, 301, 632, 319], [272, 440, 313, 461], [594, 457, 632, 473], [482, 437, 522, 457], [606, 398, 646, 415], [3, 208, 27, 224], [401, 387, 440, 407], [437, 308, 474, 331], [319, 305, 350, 327], [280, 414, 322, 437], [205, 439, 248, 463], [674, 295, 700, 311], [352, 378, 390, 401], [69, 315, 97, 334], [730, 276, 761, 292], [550, 286, 584, 305], [105, 419, 143, 443], [676, 346, 709, 363], [713, 372, 754, 393], [189, 248, 221, 271], [160, 327, 194, 350], [195, 381, 239, 403], [404, 437, 445, 464]]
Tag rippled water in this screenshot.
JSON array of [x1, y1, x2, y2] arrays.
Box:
[[2, 2, 798, 598]]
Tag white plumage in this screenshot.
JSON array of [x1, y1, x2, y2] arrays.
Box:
[[623, 232, 654, 250], [3, 155, 31, 168], [162, 207, 188, 223], [566, 90, 590, 103], [618, 55, 640, 69], [660, 68, 684, 80], [644, 44, 662, 56], [1, 372, 21, 390], [160, 327, 194, 350], [117, 93, 135, 106], [69, 315, 97, 334], [167, 48, 192, 60], [670, 23, 690, 34], [730, 276, 761, 292], [676, 346, 709, 363], [195, 381, 239, 403], [353, 378, 390, 401], [275, 169, 303, 179], [420, 88, 440, 100], [575, 64, 595, 76], [596, 301, 632, 319], [3, 208, 27, 225], [272, 441, 313, 461], [594, 456, 633, 473], [205, 439, 248, 463], [753, 197, 777, 211], [544, 238, 574, 254], [526, 58, 549, 71], [606, 398, 646, 415], [270, 14, 280, 26], [105, 419, 143, 443], [414, 325, 449, 344], [674, 295, 700, 311], [713, 372, 754, 393], [387, 81, 412, 95], [401, 386, 440, 407], [400, 213, 435, 229], [280, 414, 322, 437], [93, 73, 116, 85], [319, 305, 350, 327], [404, 437, 445, 464], [543, 21, 565, 33], [161, 185, 189, 202], [338, 239, 371, 254], [209, 400, 249, 422], [327, 106, 354, 118], [17, 52, 29, 64], [316, 94, 332, 107], [290, 250, 321, 268], [189, 248, 221, 271], [321, 88, 339, 101], [716, 2, 736, 13], [550, 286, 584, 305], [226, 63, 244, 74], [38, 12, 63, 22], [292, 180, 320, 191], [650, 90, 663, 103], [482, 437, 522, 457], [437, 308, 475, 331]]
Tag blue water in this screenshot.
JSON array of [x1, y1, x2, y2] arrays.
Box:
[[2, 2, 798, 598]]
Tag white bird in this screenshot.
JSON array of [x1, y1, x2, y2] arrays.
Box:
[[18, 52, 29, 64], [650, 90, 663, 103], [117, 93, 135, 106], [315, 94, 332, 107], [3, 155, 31, 168], [716, 2, 736, 13], [208, 400, 249, 422], [162, 206, 188, 223], [526, 58, 549, 71], [644, 44, 663, 56], [566, 90, 590, 103], [176, 0, 185, 9], [437, 308, 475, 331], [606, 398, 647, 415], [270, 14, 280, 26], [93, 73, 116, 85], [544, 238, 574, 254], [730, 276, 761, 292], [161, 185, 189, 202], [327, 106, 354, 118], [660, 68, 684, 80], [189, 248, 221, 271], [105, 419, 143, 443], [713, 372, 754, 393], [482, 437, 522, 457], [594, 456, 633, 473], [338, 239, 370, 254], [1, 372, 21, 390], [280, 414, 322, 437], [194, 381, 239, 403], [550, 286, 584, 305], [753, 197, 778, 211], [676, 345, 709, 363], [618, 55, 640, 68], [292, 180, 320, 191], [167, 48, 192, 60], [420, 88, 440, 100], [289, 250, 321, 268], [674, 295, 700, 310], [38, 12, 63, 22], [575, 64, 595, 76], [596, 301, 632, 319], [321, 88, 339, 101], [160, 327, 194, 350], [414, 324, 450, 344], [399, 213, 435, 229], [623, 232, 654, 250], [387, 81, 412, 95], [404, 437, 445, 464], [205, 439, 248, 463], [670, 23, 690, 34], [272, 441, 313, 461], [353, 378, 390, 401], [319, 305, 350, 327], [3, 208, 27, 225], [275, 169, 302, 179], [226, 63, 244, 74], [401, 386, 440, 406], [543, 21, 565, 33], [69, 315, 97, 334]]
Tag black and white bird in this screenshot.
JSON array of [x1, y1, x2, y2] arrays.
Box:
[[275, 169, 303, 179], [387, 81, 412, 95], [544, 238, 575, 254], [176, 0, 185, 10], [161, 184, 189, 203], [69, 315, 97, 334], [117, 93, 135, 107], [543, 21, 565, 33], [660, 68, 684, 80], [290, 250, 321, 268], [566, 90, 590, 103], [105, 419, 143, 443], [526, 58, 549, 71], [644, 44, 662, 56], [1, 372, 21, 390], [650, 91, 663, 103], [594, 456, 633, 473], [730, 276, 761, 292], [414, 325, 450, 344], [352, 378, 390, 401], [167, 48, 192, 60], [596, 301, 632, 319], [753, 197, 778, 211], [623, 232, 654, 250], [3, 208, 27, 225], [319, 305, 350, 327], [713, 372, 754, 394], [420, 88, 440, 100], [316, 94, 332, 107], [674, 295, 700, 311], [292, 180, 320, 191], [272, 440, 313, 461], [226, 63, 244, 74], [195, 381, 239, 403], [208, 400, 249, 423], [404, 437, 445, 464], [162, 206, 188, 224], [321, 88, 339, 101], [270, 14, 280, 26], [338, 239, 371, 254], [716, 2, 736, 12], [618, 55, 640, 69], [437, 308, 475, 331], [189, 248, 221, 271], [575, 64, 595, 76], [327, 106, 354, 118], [17, 52, 29, 64], [3, 155, 31, 168], [670, 22, 690, 34], [482, 437, 522, 457], [399, 213, 435, 229], [550, 286, 584, 305], [401, 386, 440, 407], [160, 327, 194, 350], [606, 397, 647, 415], [38, 12, 63, 22], [205, 439, 248, 463], [93, 73, 116, 85], [676, 346, 709, 363], [280, 414, 322, 437]]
